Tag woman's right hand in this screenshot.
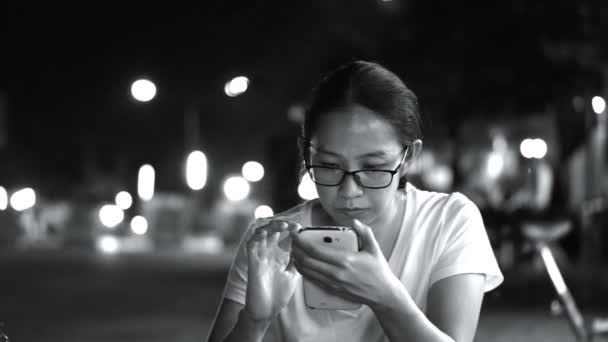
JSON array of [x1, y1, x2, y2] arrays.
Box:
[[243, 220, 301, 323]]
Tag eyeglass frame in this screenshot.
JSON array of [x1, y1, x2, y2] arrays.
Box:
[[304, 145, 410, 189]]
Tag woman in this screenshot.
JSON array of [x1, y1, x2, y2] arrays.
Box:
[[208, 60, 503, 342]]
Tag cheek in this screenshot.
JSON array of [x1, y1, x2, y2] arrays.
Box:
[[366, 190, 392, 211], [316, 186, 337, 203]]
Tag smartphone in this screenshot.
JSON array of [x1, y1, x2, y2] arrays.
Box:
[[298, 226, 362, 310]]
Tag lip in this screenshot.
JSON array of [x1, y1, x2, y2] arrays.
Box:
[[337, 208, 369, 214]]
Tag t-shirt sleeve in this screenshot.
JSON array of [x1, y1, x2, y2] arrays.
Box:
[[429, 193, 504, 292]]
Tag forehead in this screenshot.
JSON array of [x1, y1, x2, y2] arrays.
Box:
[[310, 104, 402, 156]]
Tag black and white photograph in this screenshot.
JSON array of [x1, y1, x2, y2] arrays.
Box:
[[1, 1, 607, 341]]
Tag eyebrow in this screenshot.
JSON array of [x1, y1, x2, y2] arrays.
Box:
[[313, 146, 392, 159]]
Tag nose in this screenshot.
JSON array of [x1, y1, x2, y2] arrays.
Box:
[[338, 173, 364, 198]]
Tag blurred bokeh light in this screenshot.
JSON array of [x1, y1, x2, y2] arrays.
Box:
[[138, 164, 155, 201], [223, 176, 250, 201], [99, 204, 124, 228], [0, 186, 7, 210], [130, 79, 156, 102], [520, 138, 548, 159], [592, 96, 606, 115], [115, 191, 133, 210], [298, 173, 318, 200], [9, 187, 36, 211], [486, 152, 505, 179], [130, 215, 149, 235], [186, 150, 208, 190], [224, 76, 249, 97], [254, 205, 274, 219], [242, 161, 264, 182], [97, 235, 120, 254]]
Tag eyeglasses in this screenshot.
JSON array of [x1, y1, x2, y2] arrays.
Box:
[[305, 146, 409, 189]]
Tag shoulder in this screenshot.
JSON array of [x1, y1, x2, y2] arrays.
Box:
[[406, 185, 482, 236], [442, 192, 481, 218], [409, 183, 478, 213], [406, 184, 471, 213], [437, 192, 485, 243]]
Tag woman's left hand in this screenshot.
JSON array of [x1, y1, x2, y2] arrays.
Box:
[[290, 219, 402, 309]]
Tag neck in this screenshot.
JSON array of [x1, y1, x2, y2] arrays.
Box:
[[372, 191, 406, 237]]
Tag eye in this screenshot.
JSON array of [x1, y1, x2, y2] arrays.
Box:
[[362, 163, 387, 170], [320, 162, 340, 168]]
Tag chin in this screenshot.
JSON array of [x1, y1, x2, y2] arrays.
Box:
[[334, 211, 372, 227]]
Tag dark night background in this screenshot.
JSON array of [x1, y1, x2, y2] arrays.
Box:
[[1, 1, 605, 198]]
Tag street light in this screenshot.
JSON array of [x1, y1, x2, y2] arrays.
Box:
[[9, 187, 36, 211], [535, 139, 548, 159], [224, 76, 249, 97], [520, 138, 547, 159], [115, 191, 133, 210], [242, 161, 264, 182], [223, 176, 250, 201], [131, 79, 157, 102], [99, 204, 124, 228], [137, 164, 155, 201], [186, 150, 208, 190], [130, 215, 148, 235], [592, 96, 606, 115]]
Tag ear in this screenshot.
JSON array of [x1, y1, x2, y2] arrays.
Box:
[[399, 139, 423, 177]]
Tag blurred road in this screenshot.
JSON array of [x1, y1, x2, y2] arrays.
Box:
[[1, 248, 606, 342]]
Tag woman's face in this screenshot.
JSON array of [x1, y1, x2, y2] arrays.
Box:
[[309, 104, 407, 228]]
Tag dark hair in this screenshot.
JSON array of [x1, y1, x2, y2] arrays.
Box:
[[299, 60, 423, 189]]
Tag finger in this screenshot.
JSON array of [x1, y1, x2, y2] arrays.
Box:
[[292, 245, 340, 277], [352, 219, 380, 253], [272, 221, 300, 251], [269, 231, 280, 246], [274, 220, 289, 230], [285, 252, 298, 275], [247, 229, 263, 245], [296, 261, 338, 292], [249, 227, 267, 241], [257, 220, 297, 234], [250, 230, 266, 260], [246, 239, 259, 261], [291, 233, 345, 266], [255, 221, 300, 248], [259, 229, 268, 250], [247, 231, 263, 258], [254, 223, 277, 236], [297, 263, 360, 304], [282, 220, 302, 234]]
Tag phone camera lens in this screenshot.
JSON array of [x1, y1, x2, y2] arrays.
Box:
[[323, 236, 332, 243]]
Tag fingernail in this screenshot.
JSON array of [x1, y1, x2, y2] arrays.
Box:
[[353, 219, 361, 225]]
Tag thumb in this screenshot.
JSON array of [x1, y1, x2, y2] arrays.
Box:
[[352, 219, 380, 253]]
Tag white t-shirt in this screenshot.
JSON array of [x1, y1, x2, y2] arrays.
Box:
[[222, 184, 504, 342]]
